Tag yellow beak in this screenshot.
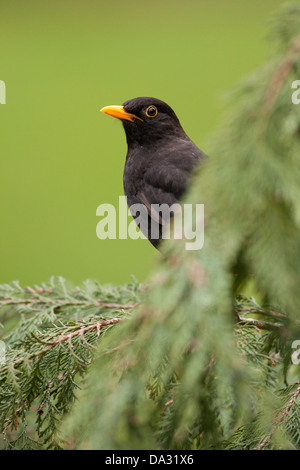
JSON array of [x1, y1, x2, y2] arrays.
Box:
[[100, 105, 142, 122]]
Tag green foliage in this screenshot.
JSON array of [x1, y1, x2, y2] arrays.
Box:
[[1, 2, 300, 450], [0, 277, 142, 449], [1, 279, 299, 450]]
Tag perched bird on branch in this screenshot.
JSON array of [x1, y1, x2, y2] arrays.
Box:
[[101, 97, 207, 248]]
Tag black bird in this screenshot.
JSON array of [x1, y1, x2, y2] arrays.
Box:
[[101, 97, 207, 248]]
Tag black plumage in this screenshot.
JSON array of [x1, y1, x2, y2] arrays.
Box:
[[101, 97, 207, 248]]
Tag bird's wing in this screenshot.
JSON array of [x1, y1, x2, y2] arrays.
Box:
[[125, 138, 207, 243], [141, 138, 206, 203], [138, 164, 191, 225], [139, 192, 164, 225]]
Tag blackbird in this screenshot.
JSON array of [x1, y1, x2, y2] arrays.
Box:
[[101, 97, 207, 248]]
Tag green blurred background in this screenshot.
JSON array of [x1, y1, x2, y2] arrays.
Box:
[[0, 0, 285, 286]]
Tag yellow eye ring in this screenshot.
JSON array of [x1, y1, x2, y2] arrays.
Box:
[[145, 105, 158, 118]]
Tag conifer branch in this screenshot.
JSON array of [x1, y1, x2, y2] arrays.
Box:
[[260, 32, 300, 119], [0, 296, 137, 311], [0, 277, 142, 449], [255, 383, 300, 450], [237, 316, 285, 331], [45, 318, 124, 346]]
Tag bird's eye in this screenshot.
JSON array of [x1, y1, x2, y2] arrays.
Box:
[[145, 105, 158, 118]]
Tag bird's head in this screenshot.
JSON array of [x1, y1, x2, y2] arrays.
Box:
[[100, 97, 187, 147]]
